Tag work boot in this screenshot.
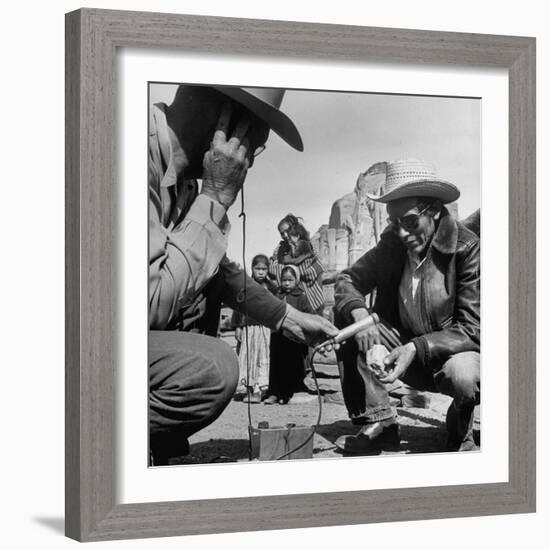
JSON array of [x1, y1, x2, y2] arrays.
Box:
[[149, 433, 190, 466], [445, 400, 477, 451], [335, 418, 400, 454]]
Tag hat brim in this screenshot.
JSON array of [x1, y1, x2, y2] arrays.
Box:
[[214, 87, 304, 152], [367, 179, 460, 204]]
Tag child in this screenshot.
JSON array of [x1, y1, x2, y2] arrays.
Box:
[[232, 254, 277, 403], [265, 265, 312, 405]]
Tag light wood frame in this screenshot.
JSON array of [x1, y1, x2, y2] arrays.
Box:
[[65, 8, 536, 542]]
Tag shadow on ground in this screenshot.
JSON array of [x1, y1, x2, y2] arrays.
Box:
[[33, 517, 65, 534], [315, 411, 448, 456], [170, 391, 480, 464], [171, 438, 251, 464], [315, 419, 356, 443]]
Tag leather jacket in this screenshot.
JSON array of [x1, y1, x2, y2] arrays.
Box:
[[334, 207, 480, 370]]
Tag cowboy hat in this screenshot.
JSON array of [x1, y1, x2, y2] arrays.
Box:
[[214, 86, 304, 152], [367, 159, 460, 204]]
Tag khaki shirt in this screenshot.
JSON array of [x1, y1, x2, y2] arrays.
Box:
[[148, 103, 286, 332], [149, 104, 230, 329]]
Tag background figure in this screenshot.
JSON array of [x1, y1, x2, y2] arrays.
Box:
[[269, 214, 325, 314], [232, 254, 277, 403], [266, 266, 312, 404]]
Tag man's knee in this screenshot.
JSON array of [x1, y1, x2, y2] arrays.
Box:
[[435, 351, 480, 404], [152, 332, 238, 394], [149, 333, 238, 434], [201, 337, 239, 402], [176, 336, 239, 414]]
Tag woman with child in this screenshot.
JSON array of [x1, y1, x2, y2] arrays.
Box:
[[269, 214, 325, 315], [234, 214, 325, 405]]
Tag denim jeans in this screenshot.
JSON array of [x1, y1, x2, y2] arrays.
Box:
[[149, 330, 239, 459], [335, 315, 480, 450]]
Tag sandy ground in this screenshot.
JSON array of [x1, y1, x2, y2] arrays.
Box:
[[177, 392, 455, 465], [168, 332, 480, 466]]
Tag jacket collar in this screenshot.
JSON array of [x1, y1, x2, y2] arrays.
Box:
[[381, 206, 458, 255], [430, 207, 458, 255]]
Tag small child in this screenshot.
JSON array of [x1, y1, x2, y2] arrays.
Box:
[[232, 254, 277, 403], [265, 265, 312, 405]]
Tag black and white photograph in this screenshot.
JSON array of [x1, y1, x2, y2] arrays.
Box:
[[2, 0, 544, 544], [148, 82, 481, 466]]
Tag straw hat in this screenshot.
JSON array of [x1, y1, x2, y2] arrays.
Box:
[[214, 86, 304, 151], [367, 159, 460, 204]]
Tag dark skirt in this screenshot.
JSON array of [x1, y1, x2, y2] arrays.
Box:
[[267, 332, 308, 401]]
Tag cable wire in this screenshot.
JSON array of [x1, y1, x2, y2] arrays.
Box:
[[238, 189, 254, 461], [275, 344, 324, 460], [238, 185, 326, 462]]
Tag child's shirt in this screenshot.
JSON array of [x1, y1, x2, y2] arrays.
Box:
[[276, 287, 312, 314], [269, 240, 325, 315]]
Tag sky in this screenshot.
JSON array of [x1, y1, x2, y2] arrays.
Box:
[[150, 84, 480, 267]]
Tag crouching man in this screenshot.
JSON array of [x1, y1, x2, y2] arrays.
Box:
[[333, 159, 480, 454], [149, 84, 337, 465]]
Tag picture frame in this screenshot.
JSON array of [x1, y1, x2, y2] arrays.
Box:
[[65, 7, 536, 542]]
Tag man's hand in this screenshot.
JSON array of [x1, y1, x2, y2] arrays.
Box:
[[201, 102, 251, 210], [281, 307, 338, 347], [377, 342, 416, 384], [352, 308, 381, 354], [234, 327, 242, 343]]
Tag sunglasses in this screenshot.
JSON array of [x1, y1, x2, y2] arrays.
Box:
[[387, 205, 430, 233]]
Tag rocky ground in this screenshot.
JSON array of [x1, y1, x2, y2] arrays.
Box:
[[168, 332, 480, 466]]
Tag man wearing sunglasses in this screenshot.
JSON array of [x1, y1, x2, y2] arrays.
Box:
[[148, 85, 337, 464], [333, 159, 480, 454]]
